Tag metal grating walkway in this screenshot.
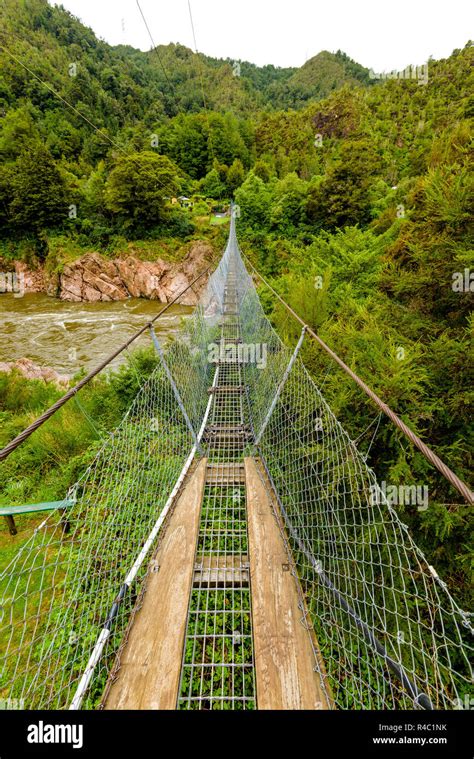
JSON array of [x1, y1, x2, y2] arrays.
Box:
[[177, 264, 257, 710]]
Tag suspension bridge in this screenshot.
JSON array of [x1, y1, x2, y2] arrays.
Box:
[[0, 214, 472, 711]]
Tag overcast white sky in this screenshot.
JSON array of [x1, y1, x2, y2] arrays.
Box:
[[50, 0, 472, 71]]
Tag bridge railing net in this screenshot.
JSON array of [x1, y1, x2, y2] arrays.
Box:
[[0, 251, 232, 710], [0, 364, 195, 708], [233, 232, 473, 710], [166, 223, 233, 422]]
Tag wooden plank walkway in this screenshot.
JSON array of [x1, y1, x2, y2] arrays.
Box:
[[245, 457, 331, 710], [103, 459, 207, 710]]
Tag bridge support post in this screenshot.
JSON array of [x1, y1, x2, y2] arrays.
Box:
[[149, 324, 202, 454], [255, 326, 306, 446], [5, 514, 17, 536]]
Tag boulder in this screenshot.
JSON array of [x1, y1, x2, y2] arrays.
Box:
[[0, 358, 70, 387]]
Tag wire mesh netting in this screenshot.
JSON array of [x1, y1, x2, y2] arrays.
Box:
[[0, 244, 231, 710], [1, 213, 472, 711], [0, 363, 194, 708], [234, 230, 473, 711]]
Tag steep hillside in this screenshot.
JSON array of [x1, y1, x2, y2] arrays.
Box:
[[0, 0, 369, 121], [266, 50, 373, 108]]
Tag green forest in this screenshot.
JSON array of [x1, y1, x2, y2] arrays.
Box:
[[0, 0, 472, 608]]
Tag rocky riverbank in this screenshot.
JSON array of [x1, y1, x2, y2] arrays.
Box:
[[0, 358, 70, 386], [3, 241, 213, 304]]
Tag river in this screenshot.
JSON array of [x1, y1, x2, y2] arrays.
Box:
[[0, 293, 192, 375]]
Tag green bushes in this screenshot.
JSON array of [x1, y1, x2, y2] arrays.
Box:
[[0, 348, 160, 509]]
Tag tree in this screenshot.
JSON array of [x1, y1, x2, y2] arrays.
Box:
[[227, 159, 246, 194], [43, 113, 82, 159], [234, 172, 272, 230], [307, 139, 379, 229], [82, 160, 108, 217], [253, 160, 273, 183], [158, 114, 209, 179], [104, 152, 179, 232], [207, 113, 249, 169], [200, 168, 226, 200], [8, 145, 69, 254], [0, 164, 10, 233], [0, 105, 40, 160], [270, 172, 308, 233]]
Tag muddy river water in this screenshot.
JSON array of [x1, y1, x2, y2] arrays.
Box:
[[0, 293, 192, 375]]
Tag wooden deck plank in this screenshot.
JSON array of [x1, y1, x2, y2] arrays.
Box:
[[103, 458, 207, 710], [245, 457, 331, 710]]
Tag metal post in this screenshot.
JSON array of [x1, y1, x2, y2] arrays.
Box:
[[149, 325, 202, 454], [255, 326, 306, 446]]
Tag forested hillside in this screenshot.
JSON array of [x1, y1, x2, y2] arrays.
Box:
[[0, 0, 374, 250], [0, 0, 472, 602]]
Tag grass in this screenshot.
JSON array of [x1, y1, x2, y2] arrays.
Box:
[[0, 514, 46, 572], [210, 216, 230, 227]]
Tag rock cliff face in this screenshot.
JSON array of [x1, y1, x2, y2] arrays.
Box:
[[7, 241, 213, 304], [12, 261, 51, 294]]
